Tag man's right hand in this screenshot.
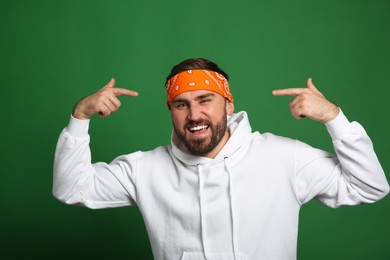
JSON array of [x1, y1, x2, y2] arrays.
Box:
[[72, 78, 139, 120]]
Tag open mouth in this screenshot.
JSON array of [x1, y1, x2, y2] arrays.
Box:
[[188, 124, 209, 133]]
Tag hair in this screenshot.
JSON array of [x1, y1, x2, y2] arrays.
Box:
[[165, 58, 229, 85]]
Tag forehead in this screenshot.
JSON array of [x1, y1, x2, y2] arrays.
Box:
[[172, 90, 222, 102]]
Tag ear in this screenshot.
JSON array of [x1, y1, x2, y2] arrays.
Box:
[[226, 101, 234, 116]]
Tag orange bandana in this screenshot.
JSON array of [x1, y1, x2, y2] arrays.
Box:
[[165, 69, 233, 103]]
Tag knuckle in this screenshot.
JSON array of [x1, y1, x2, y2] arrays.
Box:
[[97, 95, 106, 103], [300, 99, 310, 107]]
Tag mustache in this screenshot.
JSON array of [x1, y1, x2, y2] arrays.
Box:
[[184, 119, 211, 129]]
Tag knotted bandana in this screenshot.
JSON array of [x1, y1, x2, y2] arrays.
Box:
[[165, 69, 233, 103]]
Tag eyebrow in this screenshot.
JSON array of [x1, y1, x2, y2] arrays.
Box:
[[196, 93, 216, 100], [172, 93, 216, 104]]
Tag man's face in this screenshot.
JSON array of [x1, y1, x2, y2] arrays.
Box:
[[170, 90, 234, 157]]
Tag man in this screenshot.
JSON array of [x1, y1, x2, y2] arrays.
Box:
[[53, 58, 389, 260]]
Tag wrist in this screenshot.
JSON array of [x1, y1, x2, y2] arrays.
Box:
[[322, 106, 340, 124], [72, 103, 91, 120], [72, 113, 90, 120]]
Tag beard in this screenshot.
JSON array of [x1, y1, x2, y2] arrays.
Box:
[[174, 111, 228, 156]]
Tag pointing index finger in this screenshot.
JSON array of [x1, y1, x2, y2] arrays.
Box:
[[113, 88, 139, 97], [272, 88, 305, 97]]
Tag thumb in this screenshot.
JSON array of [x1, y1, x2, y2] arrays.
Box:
[[307, 78, 319, 92], [104, 78, 116, 89]]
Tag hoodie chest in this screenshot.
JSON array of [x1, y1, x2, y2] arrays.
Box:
[[148, 161, 232, 217]]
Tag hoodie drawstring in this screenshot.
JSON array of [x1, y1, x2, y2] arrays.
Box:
[[225, 157, 239, 260], [197, 159, 239, 260], [197, 164, 210, 260]]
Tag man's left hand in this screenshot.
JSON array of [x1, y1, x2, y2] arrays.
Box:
[[272, 78, 339, 124]]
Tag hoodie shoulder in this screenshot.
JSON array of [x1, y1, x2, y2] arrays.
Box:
[[255, 132, 296, 146]]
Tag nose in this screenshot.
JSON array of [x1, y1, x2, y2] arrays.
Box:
[[187, 103, 202, 121]]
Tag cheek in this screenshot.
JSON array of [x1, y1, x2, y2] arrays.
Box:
[[171, 112, 186, 128], [208, 104, 227, 119]]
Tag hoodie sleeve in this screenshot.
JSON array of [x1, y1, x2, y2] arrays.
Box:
[[295, 109, 389, 207], [53, 116, 139, 209]]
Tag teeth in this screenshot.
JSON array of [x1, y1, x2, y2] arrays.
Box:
[[190, 125, 208, 131]]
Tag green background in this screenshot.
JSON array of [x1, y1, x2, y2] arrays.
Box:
[[1, 0, 389, 259]]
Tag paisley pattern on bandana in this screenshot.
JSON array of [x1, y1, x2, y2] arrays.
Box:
[[165, 70, 233, 103]]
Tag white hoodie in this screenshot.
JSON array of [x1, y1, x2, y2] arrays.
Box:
[[53, 110, 389, 260]]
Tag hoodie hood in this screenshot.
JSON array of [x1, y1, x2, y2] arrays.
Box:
[[171, 111, 253, 166]]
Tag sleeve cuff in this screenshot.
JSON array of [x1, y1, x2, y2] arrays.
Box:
[[325, 108, 351, 141], [66, 115, 90, 138]]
